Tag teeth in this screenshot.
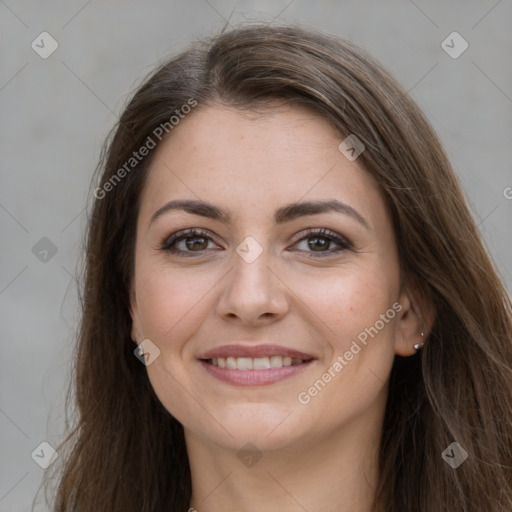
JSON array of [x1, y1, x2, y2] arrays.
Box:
[[270, 356, 282, 368], [253, 357, 270, 369], [237, 357, 253, 370], [210, 356, 305, 370]]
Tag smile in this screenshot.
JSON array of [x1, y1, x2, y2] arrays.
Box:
[[198, 343, 316, 385]]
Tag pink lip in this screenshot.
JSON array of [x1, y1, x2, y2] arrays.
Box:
[[199, 344, 315, 360], [200, 360, 315, 386]]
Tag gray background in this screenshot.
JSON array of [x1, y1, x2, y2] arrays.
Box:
[[1, 1, 511, 510]]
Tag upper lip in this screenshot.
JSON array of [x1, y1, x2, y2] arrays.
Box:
[[199, 344, 316, 360]]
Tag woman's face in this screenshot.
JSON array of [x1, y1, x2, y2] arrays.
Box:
[[130, 104, 414, 452]]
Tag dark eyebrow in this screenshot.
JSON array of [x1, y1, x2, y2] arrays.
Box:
[[274, 199, 370, 230], [149, 199, 370, 231], [149, 199, 230, 226]]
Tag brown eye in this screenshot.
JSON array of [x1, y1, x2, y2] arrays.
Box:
[[161, 228, 220, 256], [307, 236, 331, 251], [291, 228, 353, 257], [184, 236, 209, 251]]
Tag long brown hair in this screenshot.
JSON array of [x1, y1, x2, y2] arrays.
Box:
[[41, 24, 512, 511]]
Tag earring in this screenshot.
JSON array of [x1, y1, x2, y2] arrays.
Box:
[[133, 334, 144, 355], [413, 331, 425, 351]]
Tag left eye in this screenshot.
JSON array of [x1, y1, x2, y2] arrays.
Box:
[[289, 228, 353, 257], [160, 228, 352, 257]]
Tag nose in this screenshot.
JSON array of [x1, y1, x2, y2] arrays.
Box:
[[215, 244, 289, 326]]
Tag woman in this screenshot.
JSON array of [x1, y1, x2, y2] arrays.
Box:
[[45, 24, 512, 511]]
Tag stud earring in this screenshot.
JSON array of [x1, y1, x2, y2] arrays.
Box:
[[133, 334, 145, 357], [413, 331, 425, 351], [133, 334, 143, 350]]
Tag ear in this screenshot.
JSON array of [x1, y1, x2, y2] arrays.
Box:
[[129, 285, 143, 345], [394, 276, 435, 357]]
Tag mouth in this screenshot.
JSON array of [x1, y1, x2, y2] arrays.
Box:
[[198, 344, 316, 386]]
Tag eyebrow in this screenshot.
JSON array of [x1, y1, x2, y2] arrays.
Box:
[[148, 199, 370, 231]]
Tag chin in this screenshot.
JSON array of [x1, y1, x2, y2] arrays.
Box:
[[184, 401, 307, 451]]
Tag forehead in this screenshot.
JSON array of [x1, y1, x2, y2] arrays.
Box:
[[138, 104, 385, 228]]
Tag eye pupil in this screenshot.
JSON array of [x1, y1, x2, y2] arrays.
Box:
[[308, 237, 329, 251], [186, 237, 208, 251]]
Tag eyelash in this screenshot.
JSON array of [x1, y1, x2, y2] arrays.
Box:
[[159, 228, 353, 258]]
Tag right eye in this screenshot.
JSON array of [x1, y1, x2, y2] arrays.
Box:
[[160, 228, 222, 256]]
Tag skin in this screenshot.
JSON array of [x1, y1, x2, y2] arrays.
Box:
[[129, 104, 430, 512]]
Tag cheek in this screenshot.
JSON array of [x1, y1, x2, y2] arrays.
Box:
[[288, 261, 397, 345], [135, 264, 216, 424], [135, 262, 218, 343], [294, 272, 397, 430]]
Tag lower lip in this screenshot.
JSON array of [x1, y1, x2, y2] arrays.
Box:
[[200, 360, 314, 386]]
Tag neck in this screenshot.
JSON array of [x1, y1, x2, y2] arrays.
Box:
[[185, 409, 385, 512]]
